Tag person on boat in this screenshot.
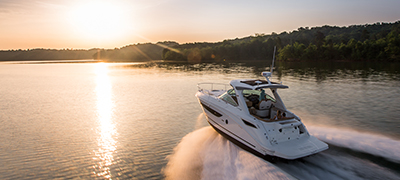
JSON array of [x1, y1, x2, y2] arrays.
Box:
[[273, 110, 283, 120], [257, 89, 272, 110], [259, 89, 266, 101]]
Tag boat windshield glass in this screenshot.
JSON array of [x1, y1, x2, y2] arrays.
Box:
[[219, 89, 238, 106], [242, 89, 275, 102], [228, 89, 236, 95]]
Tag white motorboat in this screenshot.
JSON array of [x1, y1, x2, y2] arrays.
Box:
[[195, 53, 328, 160]]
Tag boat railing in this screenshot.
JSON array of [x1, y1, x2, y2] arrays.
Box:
[[197, 82, 230, 95]]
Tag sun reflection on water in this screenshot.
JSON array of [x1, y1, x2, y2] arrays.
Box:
[[93, 63, 117, 179]]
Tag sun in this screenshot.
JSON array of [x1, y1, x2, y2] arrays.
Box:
[[69, 1, 129, 40]]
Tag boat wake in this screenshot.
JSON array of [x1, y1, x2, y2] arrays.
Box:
[[308, 126, 400, 164], [164, 126, 400, 180], [163, 127, 294, 180]]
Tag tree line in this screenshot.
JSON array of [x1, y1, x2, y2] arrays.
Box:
[[163, 21, 400, 62], [92, 42, 178, 61], [0, 42, 178, 62], [0, 48, 99, 61]]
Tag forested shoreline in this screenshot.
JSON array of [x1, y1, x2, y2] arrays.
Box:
[[0, 49, 99, 61], [92, 42, 178, 61], [0, 42, 178, 62], [1, 21, 399, 62], [163, 21, 400, 62]]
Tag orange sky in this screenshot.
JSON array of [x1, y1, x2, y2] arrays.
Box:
[[0, 0, 399, 50]]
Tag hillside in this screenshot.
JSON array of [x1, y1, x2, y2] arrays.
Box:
[[0, 49, 99, 61], [0, 42, 178, 62], [163, 21, 400, 62], [93, 41, 178, 61]]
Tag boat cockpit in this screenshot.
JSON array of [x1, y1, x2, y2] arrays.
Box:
[[219, 87, 294, 121]]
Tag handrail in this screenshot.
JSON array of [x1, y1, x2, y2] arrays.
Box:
[[197, 82, 230, 91]]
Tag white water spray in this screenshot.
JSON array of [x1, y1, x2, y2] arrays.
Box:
[[163, 127, 294, 180], [308, 126, 400, 163], [164, 111, 400, 179]]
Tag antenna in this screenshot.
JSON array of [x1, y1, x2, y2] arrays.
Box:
[[261, 46, 276, 84], [270, 46, 276, 75]]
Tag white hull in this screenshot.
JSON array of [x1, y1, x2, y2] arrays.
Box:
[[197, 91, 328, 160]]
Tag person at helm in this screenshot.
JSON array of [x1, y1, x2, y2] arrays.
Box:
[[259, 89, 266, 101]]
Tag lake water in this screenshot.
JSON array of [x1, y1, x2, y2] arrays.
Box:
[[0, 60, 399, 180]]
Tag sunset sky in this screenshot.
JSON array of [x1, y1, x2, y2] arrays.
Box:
[[0, 0, 399, 50]]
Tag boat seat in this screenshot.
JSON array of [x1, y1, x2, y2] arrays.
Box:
[[258, 100, 271, 110], [249, 107, 257, 115], [256, 109, 269, 118], [246, 101, 253, 108]]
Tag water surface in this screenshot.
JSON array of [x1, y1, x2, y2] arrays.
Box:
[[0, 60, 399, 179]]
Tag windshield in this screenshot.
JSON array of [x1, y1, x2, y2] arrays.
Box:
[[243, 89, 275, 102], [228, 89, 236, 95], [219, 89, 238, 106]]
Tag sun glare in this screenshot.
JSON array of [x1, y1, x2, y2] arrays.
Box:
[[93, 63, 117, 178], [69, 1, 130, 40]]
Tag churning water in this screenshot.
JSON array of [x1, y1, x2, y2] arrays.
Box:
[[164, 124, 400, 180]]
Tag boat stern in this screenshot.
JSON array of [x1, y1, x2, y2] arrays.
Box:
[[272, 136, 328, 160]]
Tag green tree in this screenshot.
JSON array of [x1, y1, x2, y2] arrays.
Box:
[[315, 31, 325, 48], [361, 29, 370, 41], [385, 31, 400, 60]]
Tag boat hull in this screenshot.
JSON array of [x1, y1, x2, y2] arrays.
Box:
[[196, 91, 328, 160], [206, 116, 279, 162]]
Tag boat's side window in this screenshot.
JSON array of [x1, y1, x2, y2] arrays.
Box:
[[227, 89, 239, 104], [219, 91, 238, 106]]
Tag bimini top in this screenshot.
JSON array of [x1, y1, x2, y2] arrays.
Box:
[[230, 79, 289, 90]]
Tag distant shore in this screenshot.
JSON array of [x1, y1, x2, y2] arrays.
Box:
[[1, 21, 399, 63]]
